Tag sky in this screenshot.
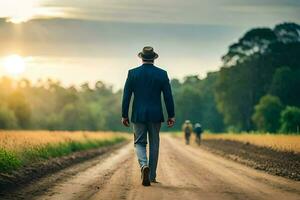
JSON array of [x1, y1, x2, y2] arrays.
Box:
[[0, 0, 299, 89]]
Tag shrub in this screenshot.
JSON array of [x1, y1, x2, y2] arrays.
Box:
[[280, 106, 300, 133], [252, 95, 283, 133]]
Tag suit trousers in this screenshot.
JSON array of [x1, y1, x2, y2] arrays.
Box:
[[133, 122, 161, 180]]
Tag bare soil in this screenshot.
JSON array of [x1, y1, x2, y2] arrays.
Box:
[[1, 135, 300, 200], [201, 139, 300, 181]]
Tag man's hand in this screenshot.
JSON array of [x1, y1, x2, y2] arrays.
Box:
[[167, 118, 175, 127], [122, 118, 130, 127]]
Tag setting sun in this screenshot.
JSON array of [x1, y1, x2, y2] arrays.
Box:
[[3, 54, 26, 75]]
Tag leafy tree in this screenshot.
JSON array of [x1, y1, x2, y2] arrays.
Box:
[[173, 84, 203, 130], [198, 72, 224, 132], [61, 103, 82, 130], [280, 106, 300, 133], [44, 114, 62, 130], [215, 22, 300, 131], [0, 103, 17, 129], [222, 28, 277, 66], [0, 77, 14, 98], [270, 67, 300, 107], [7, 91, 31, 129], [252, 95, 283, 133], [215, 65, 255, 131], [171, 73, 224, 132], [274, 23, 300, 43]]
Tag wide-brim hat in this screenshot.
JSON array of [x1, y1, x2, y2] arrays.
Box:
[[138, 46, 159, 60]]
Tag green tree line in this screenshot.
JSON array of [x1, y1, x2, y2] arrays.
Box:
[[0, 78, 125, 131], [215, 22, 300, 133], [0, 22, 299, 133]]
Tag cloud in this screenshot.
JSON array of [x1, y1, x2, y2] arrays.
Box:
[[0, 18, 242, 58], [1, 0, 299, 26], [45, 0, 300, 26], [0, 17, 242, 87], [0, 0, 74, 23]]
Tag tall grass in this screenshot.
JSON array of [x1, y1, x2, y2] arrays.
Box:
[[0, 149, 21, 172], [0, 131, 127, 173]]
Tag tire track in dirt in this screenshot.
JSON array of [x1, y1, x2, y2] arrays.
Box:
[[33, 143, 133, 200]]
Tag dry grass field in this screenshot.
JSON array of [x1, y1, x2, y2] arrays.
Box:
[[0, 131, 126, 152], [0, 131, 127, 173], [203, 133, 300, 153]]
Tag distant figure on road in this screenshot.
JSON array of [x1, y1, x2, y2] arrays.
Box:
[[182, 120, 193, 145], [194, 123, 203, 145], [121, 46, 175, 186]]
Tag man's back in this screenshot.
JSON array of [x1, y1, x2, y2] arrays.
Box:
[[122, 63, 174, 123]]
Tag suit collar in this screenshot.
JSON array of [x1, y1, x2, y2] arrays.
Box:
[[142, 63, 154, 66]]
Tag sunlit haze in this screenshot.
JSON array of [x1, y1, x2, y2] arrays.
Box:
[[2, 54, 26, 75]]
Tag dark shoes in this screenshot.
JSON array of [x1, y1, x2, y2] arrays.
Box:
[[141, 165, 151, 186], [151, 178, 159, 183]]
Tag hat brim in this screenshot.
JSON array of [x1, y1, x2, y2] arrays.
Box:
[[138, 52, 159, 60]]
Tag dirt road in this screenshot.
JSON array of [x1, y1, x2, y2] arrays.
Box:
[[8, 135, 300, 200]]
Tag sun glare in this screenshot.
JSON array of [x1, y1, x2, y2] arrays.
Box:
[[3, 55, 26, 75], [4, 0, 69, 24], [5, 0, 38, 24], [8, 16, 30, 24]]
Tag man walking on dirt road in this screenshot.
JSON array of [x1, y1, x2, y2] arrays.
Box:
[[122, 46, 175, 186]]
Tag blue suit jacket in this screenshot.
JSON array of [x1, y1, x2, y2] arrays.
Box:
[[122, 64, 175, 123]]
